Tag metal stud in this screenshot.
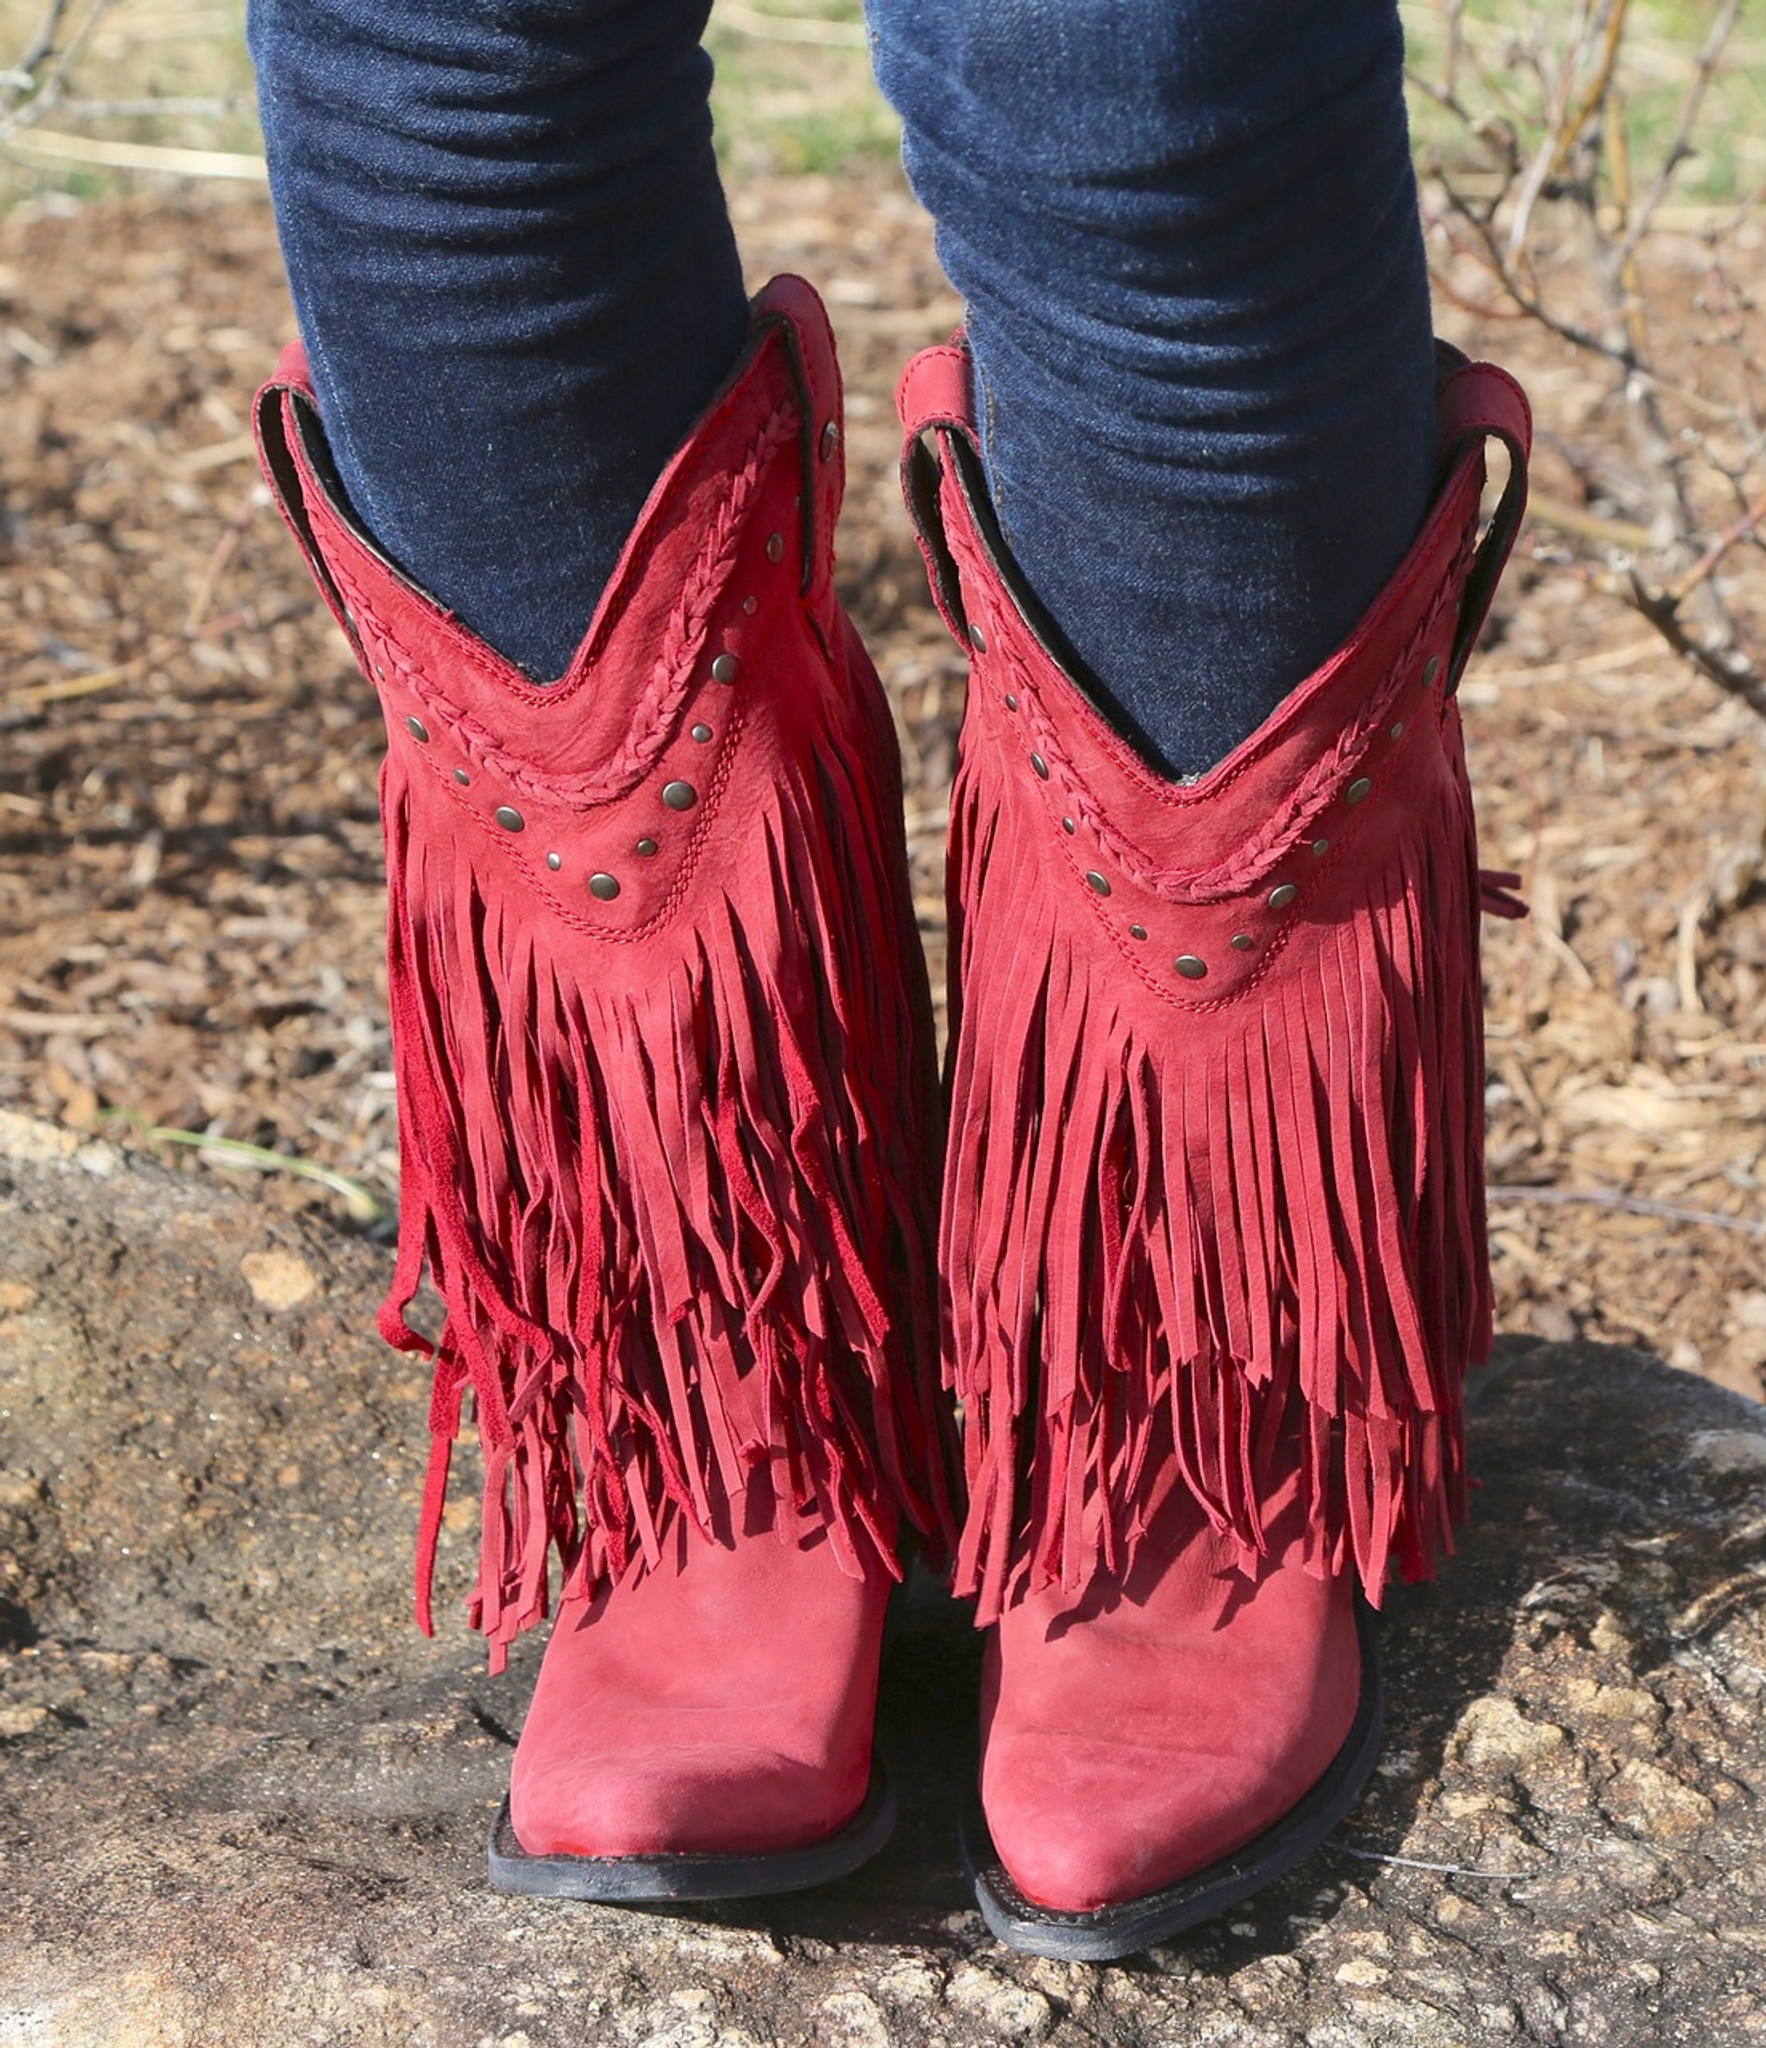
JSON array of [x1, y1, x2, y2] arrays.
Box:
[[1129, 924, 1148, 941], [589, 872, 620, 901], [375, 664, 386, 681], [1269, 883, 1298, 910], [711, 653, 740, 685], [1345, 776, 1373, 806], [1312, 838, 1331, 858], [495, 805, 524, 833], [1175, 955, 1208, 980], [662, 780, 697, 811], [742, 596, 758, 616], [1422, 655, 1442, 688], [691, 723, 713, 743], [1030, 753, 1049, 780], [546, 852, 562, 872], [1389, 720, 1405, 740], [1085, 870, 1111, 896], [454, 768, 470, 787], [1004, 693, 1018, 712], [636, 837, 658, 857], [405, 716, 429, 743], [1231, 933, 1254, 951], [1062, 817, 1076, 835], [765, 532, 785, 564], [820, 420, 841, 461], [970, 622, 988, 653]]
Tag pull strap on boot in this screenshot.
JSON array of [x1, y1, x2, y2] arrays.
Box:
[[900, 334, 1530, 1955]]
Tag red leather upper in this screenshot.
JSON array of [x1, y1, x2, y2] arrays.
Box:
[[256, 278, 852, 952]]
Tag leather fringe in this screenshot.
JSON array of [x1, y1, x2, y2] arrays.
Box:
[[943, 707, 1490, 1620], [378, 693, 944, 1664]]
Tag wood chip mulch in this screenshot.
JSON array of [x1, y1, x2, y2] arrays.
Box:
[[3, 171, 1763, 1401]]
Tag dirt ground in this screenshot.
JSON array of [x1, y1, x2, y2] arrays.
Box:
[[2, 169, 1764, 1402]]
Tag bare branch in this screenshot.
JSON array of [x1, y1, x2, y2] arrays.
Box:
[[2, 0, 74, 92], [1626, 568, 1766, 723], [1618, 0, 1742, 267], [1, 0, 116, 140], [1416, 0, 1766, 729]]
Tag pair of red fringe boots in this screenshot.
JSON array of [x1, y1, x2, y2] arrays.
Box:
[[254, 277, 1528, 1960]]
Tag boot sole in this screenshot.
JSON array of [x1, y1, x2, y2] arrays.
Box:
[[486, 1763, 896, 1902], [963, 1597, 1385, 1961]]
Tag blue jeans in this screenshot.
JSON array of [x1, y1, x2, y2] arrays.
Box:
[[249, 0, 1434, 778]]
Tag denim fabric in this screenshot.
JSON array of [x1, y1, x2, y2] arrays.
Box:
[[253, 0, 1435, 773], [869, 0, 1437, 775], [248, 0, 750, 681]]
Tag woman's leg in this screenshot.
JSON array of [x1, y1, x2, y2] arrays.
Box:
[[248, 0, 750, 678], [871, 0, 1437, 777]]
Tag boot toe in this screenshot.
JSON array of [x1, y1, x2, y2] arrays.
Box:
[[511, 1741, 862, 1860], [982, 1728, 1322, 1913]]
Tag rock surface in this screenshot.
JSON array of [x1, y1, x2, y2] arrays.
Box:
[[1, 1116, 1764, 2048]]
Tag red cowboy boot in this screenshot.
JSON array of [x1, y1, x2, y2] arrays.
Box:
[[899, 337, 1529, 1957], [255, 276, 956, 1899]]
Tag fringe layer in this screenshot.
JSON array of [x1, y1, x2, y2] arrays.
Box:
[[376, 668, 948, 1666], [944, 710, 1491, 1621], [257, 281, 953, 1668]]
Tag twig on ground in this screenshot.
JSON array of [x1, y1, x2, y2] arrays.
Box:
[[98, 1110, 386, 1223], [1488, 1185, 1766, 1240], [1333, 1844, 1540, 1882]]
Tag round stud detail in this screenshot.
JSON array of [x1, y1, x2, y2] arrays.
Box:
[[636, 837, 658, 857], [495, 806, 524, 833], [970, 623, 988, 653], [765, 532, 785, 564], [404, 716, 429, 743], [691, 723, 713, 743], [1345, 777, 1373, 806], [710, 654, 740, 685], [1004, 693, 1018, 712], [742, 596, 757, 616], [1422, 655, 1442, 688], [1086, 870, 1111, 896], [454, 768, 470, 787], [546, 852, 562, 872], [820, 420, 841, 461], [1030, 753, 1050, 780], [1175, 955, 1208, 980], [589, 873, 620, 901], [1312, 838, 1331, 858], [1129, 924, 1148, 941], [1268, 883, 1298, 910], [662, 780, 697, 811], [1389, 720, 1404, 740], [1062, 817, 1075, 835], [1231, 933, 1254, 951]]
